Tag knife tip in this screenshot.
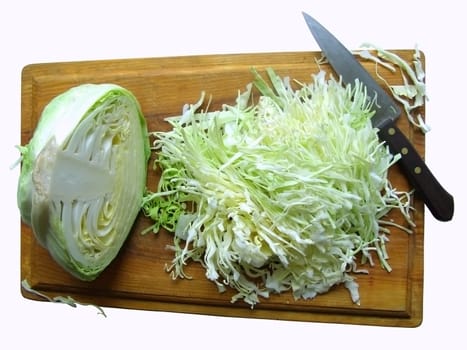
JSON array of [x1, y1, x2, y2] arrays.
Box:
[[301, 11, 318, 27]]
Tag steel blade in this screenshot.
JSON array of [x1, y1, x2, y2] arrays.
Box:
[[302, 12, 401, 128]]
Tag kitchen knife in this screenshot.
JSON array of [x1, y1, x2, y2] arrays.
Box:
[[302, 12, 454, 222]]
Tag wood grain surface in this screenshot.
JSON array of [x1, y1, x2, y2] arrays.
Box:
[[20, 50, 424, 327]]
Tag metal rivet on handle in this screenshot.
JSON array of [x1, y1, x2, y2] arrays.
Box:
[[414, 166, 422, 174]]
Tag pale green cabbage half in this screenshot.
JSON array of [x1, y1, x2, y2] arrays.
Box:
[[18, 83, 150, 281], [142, 68, 413, 306]]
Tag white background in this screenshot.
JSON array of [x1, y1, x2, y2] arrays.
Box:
[[1, 0, 465, 348]]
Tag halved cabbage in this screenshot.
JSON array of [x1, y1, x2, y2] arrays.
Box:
[[18, 83, 150, 281]]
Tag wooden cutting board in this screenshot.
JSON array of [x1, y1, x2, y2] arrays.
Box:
[[20, 50, 424, 327]]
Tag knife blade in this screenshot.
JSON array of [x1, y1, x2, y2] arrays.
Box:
[[302, 12, 454, 222]]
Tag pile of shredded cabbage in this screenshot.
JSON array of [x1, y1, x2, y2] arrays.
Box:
[[142, 65, 415, 307]]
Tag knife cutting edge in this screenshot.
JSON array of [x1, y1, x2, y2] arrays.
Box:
[[302, 12, 454, 222]]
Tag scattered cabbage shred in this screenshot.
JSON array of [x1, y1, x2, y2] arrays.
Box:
[[21, 279, 107, 317], [143, 63, 415, 307], [358, 45, 428, 133]]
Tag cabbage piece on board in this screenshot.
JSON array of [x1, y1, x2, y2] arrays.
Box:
[[18, 84, 150, 281]]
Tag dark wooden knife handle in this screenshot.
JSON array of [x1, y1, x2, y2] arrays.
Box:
[[379, 123, 454, 221]]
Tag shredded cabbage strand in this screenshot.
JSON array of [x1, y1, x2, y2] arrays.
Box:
[[142, 68, 413, 307], [358, 45, 428, 133]]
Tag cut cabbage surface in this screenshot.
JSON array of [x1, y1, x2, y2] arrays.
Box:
[[18, 83, 150, 281]]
